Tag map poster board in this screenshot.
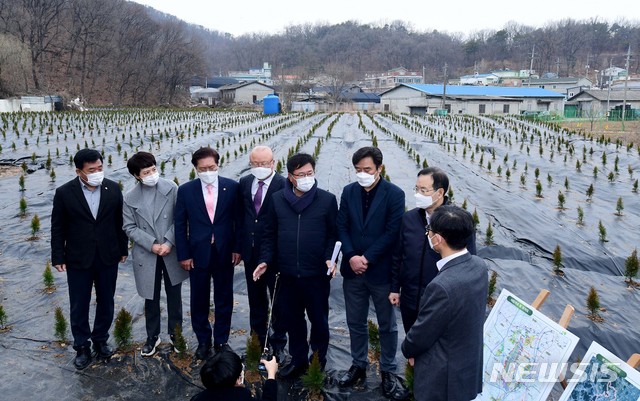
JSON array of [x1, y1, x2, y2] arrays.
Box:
[[558, 341, 640, 401], [475, 289, 580, 401]]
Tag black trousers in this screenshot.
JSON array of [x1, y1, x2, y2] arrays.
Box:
[[243, 252, 287, 351], [189, 245, 234, 347], [145, 256, 183, 338], [400, 305, 418, 334], [279, 274, 330, 367], [66, 257, 118, 349]]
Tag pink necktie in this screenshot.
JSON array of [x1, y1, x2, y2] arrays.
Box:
[[206, 184, 215, 223]]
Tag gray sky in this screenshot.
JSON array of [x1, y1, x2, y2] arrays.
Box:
[[132, 0, 638, 37]]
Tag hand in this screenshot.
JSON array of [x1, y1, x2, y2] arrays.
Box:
[[151, 244, 162, 255], [408, 358, 414, 367], [232, 253, 241, 266], [157, 244, 172, 256], [326, 260, 337, 277], [253, 263, 267, 281], [54, 264, 66, 272], [180, 259, 194, 271], [260, 357, 278, 379], [389, 292, 400, 306], [349, 255, 368, 274], [120, 256, 128, 263]]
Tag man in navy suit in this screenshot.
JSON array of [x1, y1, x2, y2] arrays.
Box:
[[175, 147, 242, 360], [336, 147, 407, 399], [238, 146, 287, 360], [51, 149, 129, 370], [402, 205, 487, 401]]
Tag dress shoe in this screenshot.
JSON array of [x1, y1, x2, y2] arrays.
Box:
[[214, 343, 232, 353], [338, 365, 366, 387], [380, 371, 409, 400], [74, 345, 92, 370], [277, 362, 308, 380], [141, 336, 161, 357], [195, 343, 211, 360], [93, 342, 114, 359]]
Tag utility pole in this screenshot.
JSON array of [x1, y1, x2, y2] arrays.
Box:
[[441, 63, 448, 111], [528, 45, 535, 87], [622, 45, 631, 130], [606, 58, 612, 119], [422, 65, 426, 84], [556, 57, 560, 77]]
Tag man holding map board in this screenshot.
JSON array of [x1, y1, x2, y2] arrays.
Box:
[[401, 205, 487, 401]]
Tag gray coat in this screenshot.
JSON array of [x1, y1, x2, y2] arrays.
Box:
[[401, 252, 488, 401], [123, 178, 188, 299]]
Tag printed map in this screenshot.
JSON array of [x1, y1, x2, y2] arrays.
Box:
[[475, 289, 580, 401]]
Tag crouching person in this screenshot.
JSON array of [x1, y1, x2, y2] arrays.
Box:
[[191, 348, 278, 401]]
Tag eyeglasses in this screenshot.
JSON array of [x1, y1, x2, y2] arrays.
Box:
[[425, 224, 438, 236], [249, 161, 273, 168], [414, 186, 437, 196], [291, 171, 315, 179]]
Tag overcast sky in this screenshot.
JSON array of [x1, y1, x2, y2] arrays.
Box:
[[132, 0, 638, 37]]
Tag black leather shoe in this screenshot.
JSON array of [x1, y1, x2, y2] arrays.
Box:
[[380, 371, 409, 400], [195, 343, 211, 360], [338, 365, 366, 387], [74, 345, 92, 370], [214, 343, 232, 353], [92, 342, 114, 359], [277, 363, 308, 380]]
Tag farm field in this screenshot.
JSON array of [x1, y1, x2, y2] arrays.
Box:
[[0, 109, 639, 400]]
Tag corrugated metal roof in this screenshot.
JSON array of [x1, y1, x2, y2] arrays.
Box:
[[568, 90, 640, 102], [400, 84, 566, 98]]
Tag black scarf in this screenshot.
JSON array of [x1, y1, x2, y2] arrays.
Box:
[[283, 178, 317, 214]]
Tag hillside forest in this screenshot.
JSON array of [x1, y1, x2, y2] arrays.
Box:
[[0, 0, 639, 106]]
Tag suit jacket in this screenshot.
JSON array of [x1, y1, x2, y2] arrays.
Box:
[[174, 176, 242, 269], [238, 172, 286, 263], [401, 252, 488, 401], [51, 177, 128, 269], [123, 178, 189, 299], [337, 178, 405, 285]]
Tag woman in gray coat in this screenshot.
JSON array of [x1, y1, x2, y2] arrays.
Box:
[[123, 152, 189, 356]]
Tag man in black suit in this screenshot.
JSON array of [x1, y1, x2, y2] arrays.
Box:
[[238, 146, 287, 360], [51, 149, 129, 370], [401, 205, 487, 401]]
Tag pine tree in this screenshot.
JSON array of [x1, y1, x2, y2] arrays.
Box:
[[625, 249, 639, 285], [633, 179, 639, 193], [552, 245, 563, 274], [30, 214, 40, 239], [615, 197, 624, 216], [368, 319, 380, 361], [43, 260, 55, 291], [577, 206, 584, 225], [172, 323, 188, 357], [114, 308, 133, 349], [485, 221, 494, 245], [19, 197, 27, 217], [557, 191, 566, 210], [245, 332, 262, 371], [302, 352, 326, 399], [0, 304, 7, 329], [598, 220, 607, 242], [405, 361, 414, 401], [54, 306, 67, 343], [472, 208, 480, 227], [535, 180, 543, 198], [487, 270, 498, 305], [586, 286, 601, 320]]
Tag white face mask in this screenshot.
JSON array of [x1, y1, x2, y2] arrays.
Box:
[[415, 193, 434, 209], [295, 176, 315, 192], [84, 171, 104, 187], [198, 171, 218, 184], [356, 171, 376, 187], [251, 167, 273, 181], [141, 171, 160, 187], [428, 233, 436, 251]]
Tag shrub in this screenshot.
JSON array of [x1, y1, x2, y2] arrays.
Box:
[[113, 308, 133, 349], [615, 197, 624, 216], [577, 206, 584, 225], [487, 270, 498, 305], [405, 361, 414, 401], [0, 304, 7, 329], [30, 214, 40, 238], [586, 286, 601, 320], [625, 249, 639, 285], [43, 261, 55, 290], [19, 198, 27, 217], [485, 221, 494, 245], [245, 332, 262, 371], [173, 323, 188, 357], [598, 220, 607, 242], [302, 352, 326, 398], [368, 319, 380, 361], [552, 245, 563, 275], [557, 191, 566, 210], [54, 306, 67, 343]]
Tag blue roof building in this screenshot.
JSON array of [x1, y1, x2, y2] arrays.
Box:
[[379, 83, 565, 116]]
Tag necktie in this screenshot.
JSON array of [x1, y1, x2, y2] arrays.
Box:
[[254, 181, 265, 214], [206, 184, 215, 223]]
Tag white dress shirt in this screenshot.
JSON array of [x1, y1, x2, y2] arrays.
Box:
[[251, 171, 276, 206], [436, 248, 469, 271]]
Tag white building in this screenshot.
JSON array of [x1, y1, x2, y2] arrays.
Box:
[[228, 62, 273, 85]]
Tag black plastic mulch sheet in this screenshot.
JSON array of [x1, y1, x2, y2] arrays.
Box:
[[1, 111, 638, 400]]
